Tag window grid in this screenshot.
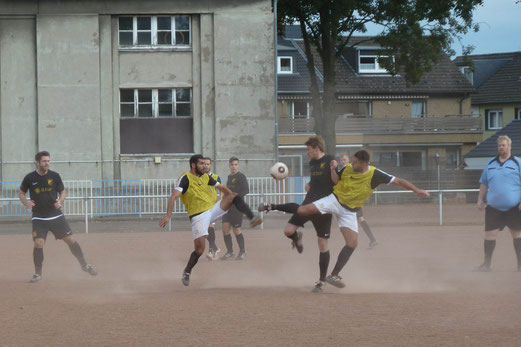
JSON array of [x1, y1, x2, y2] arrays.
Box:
[[486, 109, 503, 130], [120, 89, 192, 118], [358, 54, 389, 73], [118, 16, 191, 48], [277, 57, 293, 74]]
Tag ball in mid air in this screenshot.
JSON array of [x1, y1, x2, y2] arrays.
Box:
[[270, 162, 289, 180]]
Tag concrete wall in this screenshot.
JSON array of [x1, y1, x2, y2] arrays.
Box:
[[0, 0, 275, 181]]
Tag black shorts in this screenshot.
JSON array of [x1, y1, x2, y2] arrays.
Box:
[[222, 206, 243, 228], [32, 215, 72, 240], [288, 213, 333, 239], [485, 205, 521, 231]]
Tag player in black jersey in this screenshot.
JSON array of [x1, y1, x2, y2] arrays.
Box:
[[18, 151, 97, 283], [340, 154, 378, 249], [221, 157, 250, 260]]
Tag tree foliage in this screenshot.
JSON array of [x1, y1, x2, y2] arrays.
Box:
[[276, 0, 483, 154]]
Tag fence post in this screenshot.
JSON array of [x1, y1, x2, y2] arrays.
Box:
[[439, 191, 443, 226], [84, 197, 89, 234]]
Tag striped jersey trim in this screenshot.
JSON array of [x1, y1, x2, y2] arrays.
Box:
[[32, 214, 63, 221]]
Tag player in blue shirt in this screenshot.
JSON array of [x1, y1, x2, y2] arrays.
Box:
[[476, 136, 521, 272]]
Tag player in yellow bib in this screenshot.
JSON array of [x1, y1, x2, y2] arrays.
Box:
[[203, 157, 222, 260], [259, 150, 429, 290], [159, 154, 261, 286]]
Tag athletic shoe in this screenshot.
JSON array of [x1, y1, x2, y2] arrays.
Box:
[[368, 240, 378, 249], [291, 231, 304, 253], [257, 203, 272, 213], [474, 263, 491, 272], [326, 274, 346, 288], [206, 247, 221, 260], [221, 252, 235, 260], [82, 264, 98, 276], [235, 251, 246, 260], [312, 281, 324, 293], [29, 274, 42, 283], [182, 272, 190, 286], [249, 215, 262, 228]]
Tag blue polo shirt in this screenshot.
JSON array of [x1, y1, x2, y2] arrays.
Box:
[[479, 156, 521, 211]]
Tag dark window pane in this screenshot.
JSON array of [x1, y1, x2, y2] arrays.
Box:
[[157, 32, 171, 45], [159, 104, 173, 117], [176, 16, 190, 30], [157, 17, 171, 30], [280, 58, 291, 71], [400, 152, 422, 167], [138, 90, 152, 102], [137, 32, 151, 45], [137, 17, 151, 30], [176, 103, 191, 117], [120, 89, 134, 102], [119, 17, 133, 30], [293, 101, 307, 116], [176, 89, 190, 102], [119, 32, 133, 46], [138, 104, 153, 117], [158, 90, 172, 102], [120, 104, 135, 118], [175, 31, 189, 45]]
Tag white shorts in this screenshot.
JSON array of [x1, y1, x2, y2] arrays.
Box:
[[190, 202, 228, 240], [312, 194, 358, 232]]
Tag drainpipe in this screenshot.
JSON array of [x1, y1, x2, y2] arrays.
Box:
[[274, 0, 279, 162]]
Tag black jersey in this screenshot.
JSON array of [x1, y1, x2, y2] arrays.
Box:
[[226, 172, 249, 197], [305, 154, 335, 202], [20, 170, 65, 218]]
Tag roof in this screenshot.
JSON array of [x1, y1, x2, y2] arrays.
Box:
[[464, 120, 521, 158]]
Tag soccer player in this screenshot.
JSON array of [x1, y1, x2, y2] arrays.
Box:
[[221, 157, 250, 260], [159, 154, 261, 286], [18, 151, 97, 283], [203, 157, 221, 260], [259, 150, 429, 290], [340, 154, 378, 249], [476, 135, 521, 272]]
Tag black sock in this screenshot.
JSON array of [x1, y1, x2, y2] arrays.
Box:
[[207, 227, 217, 250], [331, 246, 355, 276], [235, 233, 245, 252], [33, 247, 43, 275], [271, 203, 299, 214], [513, 238, 521, 268], [360, 221, 376, 243], [287, 231, 299, 243], [232, 196, 254, 220], [184, 251, 201, 274], [224, 234, 233, 253], [69, 241, 87, 268], [484, 239, 496, 267], [319, 251, 330, 282]]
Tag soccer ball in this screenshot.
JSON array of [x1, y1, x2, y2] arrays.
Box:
[[270, 162, 289, 180]]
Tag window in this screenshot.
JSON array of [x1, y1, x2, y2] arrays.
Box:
[[459, 66, 473, 85], [278, 56, 293, 74], [290, 101, 310, 119], [445, 148, 459, 168], [358, 51, 389, 73], [411, 101, 426, 117], [120, 88, 192, 118], [515, 107, 521, 120], [118, 16, 191, 48], [485, 109, 503, 130]]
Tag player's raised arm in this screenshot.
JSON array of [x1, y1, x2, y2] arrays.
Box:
[[159, 189, 182, 228], [330, 160, 339, 184], [391, 177, 430, 198]]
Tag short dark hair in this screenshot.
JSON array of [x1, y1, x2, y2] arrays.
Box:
[[189, 154, 204, 168], [229, 156, 239, 164], [354, 150, 370, 163], [203, 157, 212, 163], [35, 151, 50, 162], [304, 136, 325, 153]]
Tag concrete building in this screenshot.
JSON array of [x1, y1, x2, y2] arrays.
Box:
[[0, 0, 275, 181]]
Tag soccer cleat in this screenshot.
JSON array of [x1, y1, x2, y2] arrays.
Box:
[[249, 215, 262, 228], [221, 252, 235, 260], [291, 231, 304, 253], [368, 240, 379, 249], [257, 203, 273, 213], [312, 281, 325, 293], [206, 247, 221, 260], [474, 263, 491, 272], [326, 274, 346, 288], [182, 272, 190, 286], [29, 274, 42, 283], [82, 264, 98, 276], [235, 251, 246, 260]]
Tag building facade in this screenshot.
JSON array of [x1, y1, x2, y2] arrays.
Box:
[[0, 0, 275, 181]]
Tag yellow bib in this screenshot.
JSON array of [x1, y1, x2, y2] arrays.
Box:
[[179, 172, 215, 216], [333, 165, 376, 209]]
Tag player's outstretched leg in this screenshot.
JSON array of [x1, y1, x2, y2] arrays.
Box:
[[259, 202, 299, 214], [64, 236, 97, 276]]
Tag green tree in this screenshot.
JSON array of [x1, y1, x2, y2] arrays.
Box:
[[276, 0, 483, 155]]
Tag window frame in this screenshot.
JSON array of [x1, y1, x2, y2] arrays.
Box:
[[459, 66, 473, 85], [485, 109, 503, 130], [515, 107, 521, 120], [411, 100, 426, 118], [277, 56, 293, 74], [358, 52, 390, 74], [118, 15, 192, 49], [119, 88, 192, 118], [289, 100, 310, 119]]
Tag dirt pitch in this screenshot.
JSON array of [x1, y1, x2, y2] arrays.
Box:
[[1, 204, 521, 346]]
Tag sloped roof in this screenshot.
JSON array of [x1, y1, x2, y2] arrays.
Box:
[[472, 54, 521, 104], [464, 120, 521, 158]]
